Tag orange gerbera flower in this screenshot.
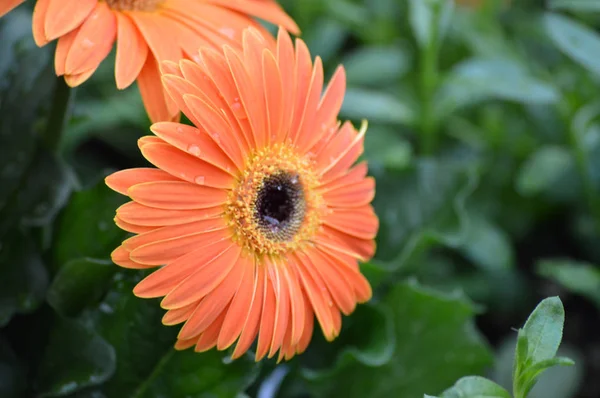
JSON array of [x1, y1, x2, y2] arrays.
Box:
[[28, 0, 298, 122], [0, 0, 24, 17], [105, 28, 378, 361]]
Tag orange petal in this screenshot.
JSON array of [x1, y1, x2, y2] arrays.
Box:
[[231, 259, 265, 359], [163, 301, 198, 325], [205, 0, 299, 34], [293, 57, 324, 151], [128, 181, 228, 210], [0, 0, 24, 18], [276, 29, 296, 141], [65, 2, 116, 76], [174, 336, 199, 351], [288, 39, 312, 142], [322, 178, 375, 208], [44, 0, 96, 42], [117, 202, 223, 226], [32, 0, 51, 47], [115, 13, 148, 89], [64, 66, 99, 87], [314, 226, 376, 262], [138, 57, 178, 123], [267, 260, 290, 358], [255, 265, 276, 361], [54, 29, 78, 76], [194, 307, 228, 352], [111, 245, 154, 269], [324, 206, 379, 240], [133, 239, 233, 298], [217, 255, 256, 350], [262, 49, 283, 146], [115, 216, 156, 234], [150, 122, 237, 174], [178, 258, 245, 340], [105, 168, 180, 196], [140, 142, 234, 189], [296, 292, 314, 354], [313, 66, 346, 141], [160, 243, 242, 309]]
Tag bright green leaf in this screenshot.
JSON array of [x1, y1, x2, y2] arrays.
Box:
[[47, 258, 116, 317], [537, 259, 600, 308], [544, 12, 600, 75], [521, 297, 565, 365], [438, 376, 512, 398], [303, 282, 493, 398], [515, 146, 574, 197], [36, 318, 116, 397]]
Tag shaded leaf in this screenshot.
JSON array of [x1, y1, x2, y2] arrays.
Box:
[[544, 12, 600, 75], [344, 46, 411, 87], [409, 0, 454, 48], [548, 0, 600, 11], [303, 282, 493, 398], [341, 88, 416, 125], [537, 259, 600, 308], [52, 179, 127, 271], [459, 214, 515, 271], [0, 231, 49, 326], [515, 146, 574, 197], [0, 338, 26, 398], [36, 318, 116, 397], [47, 258, 115, 317]]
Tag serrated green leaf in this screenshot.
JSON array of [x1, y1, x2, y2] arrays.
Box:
[[36, 318, 116, 397], [515, 146, 574, 197], [372, 157, 479, 274], [544, 12, 600, 75], [521, 297, 565, 365], [303, 282, 493, 398], [436, 58, 559, 120], [439, 376, 511, 398], [537, 259, 600, 308], [0, 231, 49, 326], [47, 258, 115, 317], [52, 179, 127, 271], [90, 272, 259, 398], [340, 88, 416, 125]]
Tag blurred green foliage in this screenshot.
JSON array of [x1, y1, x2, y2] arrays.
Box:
[[2, 0, 600, 397]]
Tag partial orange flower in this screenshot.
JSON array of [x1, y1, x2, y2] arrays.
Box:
[[105, 28, 378, 361], [0, 0, 25, 17], [29, 0, 298, 122]]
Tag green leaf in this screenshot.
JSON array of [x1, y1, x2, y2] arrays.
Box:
[[537, 259, 600, 308], [364, 126, 413, 171], [131, 350, 261, 398], [304, 19, 348, 63], [549, 0, 600, 11], [544, 12, 600, 75], [459, 214, 515, 271], [409, 0, 454, 49], [517, 357, 575, 397], [340, 88, 416, 125], [438, 376, 512, 398], [36, 318, 116, 397], [521, 297, 565, 365], [303, 282, 493, 398], [91, 272, 259, 398], [436, 58, 559, 119], [0, 338, 27, 398], [0, 231, 49, 326], [344, 46, 411, 87], [52, 178, 127, 271], [47, 258, 116, 317], [372, 157, 479, 273], [515, 146, 574, 197]]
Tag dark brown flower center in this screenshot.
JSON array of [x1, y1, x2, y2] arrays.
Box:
[[254, 172, 305, 242], [104, 0, 164, 12]]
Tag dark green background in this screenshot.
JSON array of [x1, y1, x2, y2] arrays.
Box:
[[0, 0, 599, 397]]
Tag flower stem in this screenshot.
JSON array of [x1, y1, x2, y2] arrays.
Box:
[[419, 17, 440, 155], [43, 77, 73, 153]]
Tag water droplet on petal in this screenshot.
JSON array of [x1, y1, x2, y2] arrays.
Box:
[[176, 126, 184, 134], [187, 144, 201, 156], [230, 97, 247, 119], [195, 176, 205, 185], [210, 132, 220, 143], [81, 38, 94, 49], [219, 27, 235, 39]]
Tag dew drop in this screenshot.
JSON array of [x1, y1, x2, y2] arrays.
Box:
[[210, 132, 220, 144], [219, 27, 235, 39], [81, 38, 94, 49], [230, 97, 247, 119], [187, 144, 201, 156], [195, 176, 205, 185], [176, 126, 184, 134]]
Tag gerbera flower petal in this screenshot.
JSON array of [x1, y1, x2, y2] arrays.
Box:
[[105, 168, 179, 196], [107, 28, 378, 361], [205, 0, 299, 34], [44, 0, 96, 42], [115, 13, 149, 89], [111, 245, 153, 269], [32, 0, 51, 46], [0, 0, 23, 17]]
